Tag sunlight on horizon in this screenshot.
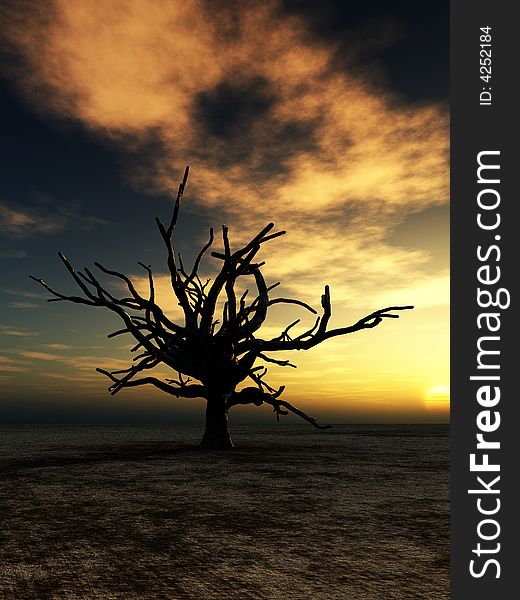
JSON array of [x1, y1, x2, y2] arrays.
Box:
[[423, 385, 450, 413]]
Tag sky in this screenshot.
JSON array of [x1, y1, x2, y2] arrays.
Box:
[[0, 0, 449, 425]]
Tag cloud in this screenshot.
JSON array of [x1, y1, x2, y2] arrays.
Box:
[[0, 355, 26, 373], [45, 343, 74, 350], [1, 2, 447, 205], [0, 248, 27, 259], [0, 198, 109, 239], [0, 202, 60, 238], [7, 301, 42, 310], [18, 349, 131, 372], [0, 365, 24, 372], [40, 372, 105, 384], [0, 286, 41, 298], [0, 324, 40, 337], [0, 355, 17, 364], [1, 289, 43, 310], [1, 289, 43, 314], [18, 350, 60, 361]]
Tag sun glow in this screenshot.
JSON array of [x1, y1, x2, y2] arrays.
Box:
[[424, 385, 450, 412]]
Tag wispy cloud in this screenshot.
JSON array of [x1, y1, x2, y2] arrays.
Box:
[[0, 248, 27, 259], [0, 324, 40, 337], [1, 288, 43, 309], [0, 355, 25, 372], [0, 201, 63, 238], [17, 349, 130, 372], [45, 343, 74, 350], [0, 355, 17, 364], [40, 372, 104, 384], [0, 286, 41, 298], [0, 198, 108, 239], [7, 301, 42, 310], [18, 350, 61, 361]]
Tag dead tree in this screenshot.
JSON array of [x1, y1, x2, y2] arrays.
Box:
[[30, 167, 413, 449]]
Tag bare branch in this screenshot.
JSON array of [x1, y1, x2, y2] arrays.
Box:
[[154, 167, 195, 329], [57, 252, 97, 301], [29, 275, 96, 306], [167, 165, 189, 236], [244, 295, 414, 352], [264, 397, 333, 430], [267, 298, 317, 314], [187, 228, 214, 284], [93, 261, 147, 305], [97, 368, 205, 398], [258, 353, 297, 368], [107, 324, 150, 339]]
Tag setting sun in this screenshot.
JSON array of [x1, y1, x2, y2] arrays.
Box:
[[424, 385, 450, 412]]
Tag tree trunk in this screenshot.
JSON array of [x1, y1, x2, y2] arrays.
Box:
[[200, 397, 234, 449]]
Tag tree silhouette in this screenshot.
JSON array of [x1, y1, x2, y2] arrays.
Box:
[[31, 167, 412, 449]]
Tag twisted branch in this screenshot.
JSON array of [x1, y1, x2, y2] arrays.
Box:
[[30, 166, 413, 431]]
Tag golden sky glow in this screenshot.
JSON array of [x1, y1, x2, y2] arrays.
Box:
[[0, 0, 449, 422], [424, 385, 450, 413]]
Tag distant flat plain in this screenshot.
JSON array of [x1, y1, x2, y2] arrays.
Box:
[[0, 424, 449, 599]]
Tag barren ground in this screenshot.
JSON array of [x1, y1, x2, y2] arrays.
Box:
[[0, 424, 449, 599]]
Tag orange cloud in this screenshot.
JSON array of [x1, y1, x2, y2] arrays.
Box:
[[2, 1, 447, 212]]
